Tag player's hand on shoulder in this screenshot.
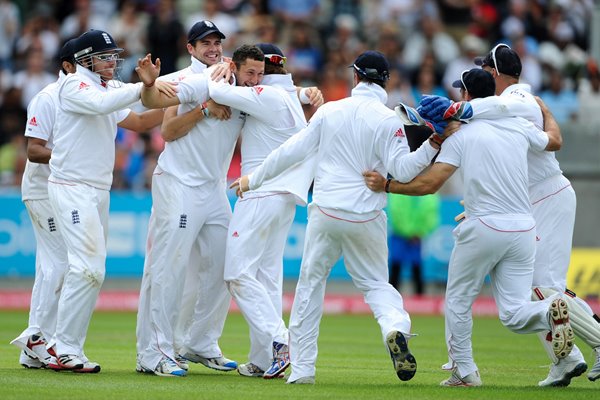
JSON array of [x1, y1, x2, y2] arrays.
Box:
[[154, 80, 178, 98], [306, 87, 324, 108], [363, 171, 386, 192], [210, 62, 233, 83]]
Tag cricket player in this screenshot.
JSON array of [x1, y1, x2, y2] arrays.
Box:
[[419, 43, 600, 386], [231, 51, 443, 384], [135, 20, 237, 376], [47, 29, 170, 372], [364, 68, 572, 387], [207, 43, 321, 379], [10, 39, 77, 370]]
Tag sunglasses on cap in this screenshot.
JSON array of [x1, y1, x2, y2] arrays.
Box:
[[459, 69, 469, 91], [264, 54, 286, 66], [490, 43, 510, 76], [94, 53, 120, 62], [352, 64, 390, 82]]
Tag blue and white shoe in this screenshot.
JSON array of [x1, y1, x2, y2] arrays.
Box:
[[175, 354, 189, 371], [154, 356, 187, 377], [183, 352, 237, 371], [263, 342, 290, 379], [386, 331, 417, 381]]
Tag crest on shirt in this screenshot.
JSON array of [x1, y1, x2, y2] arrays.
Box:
[[253, 86, 264, 95], [78, 81, 90, 90], [28, 117, 38, 126]]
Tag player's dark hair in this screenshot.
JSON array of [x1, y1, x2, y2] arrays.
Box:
[[264, 63, 287, 75], [356, 72, 387, 89], [232, 45, 264, 70]]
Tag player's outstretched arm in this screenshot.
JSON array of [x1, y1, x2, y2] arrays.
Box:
[[136, 54, 180, 109]]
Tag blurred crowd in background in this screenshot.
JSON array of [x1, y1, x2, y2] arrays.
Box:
[[1, 0, 599, 191]]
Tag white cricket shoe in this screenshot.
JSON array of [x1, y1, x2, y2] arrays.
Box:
[[440, 369, 482, 387], [154, 356, 187, 377], [286, 376, 315, 384], [386, 330, 417, 381], [548, 298, 575, 359], [182, 352, 237, 371], [56, 354, 85, 370], [538, 354, 587, 387], [19, 350, 44, 369], [589, 347, 600, 382], [73, 361, 101, 373], [135, 359, 153, 374]]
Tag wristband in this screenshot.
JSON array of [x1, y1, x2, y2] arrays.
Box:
[[201, 102, 210, 118], [384, 178, 392, 193]]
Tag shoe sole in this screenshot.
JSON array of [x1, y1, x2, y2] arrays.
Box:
[[589, 372, 600, 382], [73, 365, 101, 373], [198, 360, 236, 371], [264, 361, 290, 379], [543, 362, 588, 387], [386, 331, 417, 381], [549, 299, 575, 359]]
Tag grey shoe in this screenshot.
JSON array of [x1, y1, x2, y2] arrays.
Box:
[[386, 330, 417, 381], [183, 352, 237, 371], [589, 347, 600, 382], [538, 353, 587, 387], [237, 362, 265, 377], [175, 354, 189, 371]]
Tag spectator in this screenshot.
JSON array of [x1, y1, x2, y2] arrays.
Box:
[[59, 0, 109, 40], [442, 34, 488, 101], [0, 0, 20, 71], [11, 49, 56, 110], [146, 0, 184, 75], [577, 59, 600, 129], [539, 67, 579, 124], [285, 22, 323, 86]]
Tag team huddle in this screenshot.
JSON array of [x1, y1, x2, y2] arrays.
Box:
[[10, 19, 600, 387]]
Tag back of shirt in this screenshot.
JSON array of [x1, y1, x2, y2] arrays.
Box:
[[436, 117, 548, 218]]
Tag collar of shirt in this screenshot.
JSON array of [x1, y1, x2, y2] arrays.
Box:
[[75, 64, 104, 87], [502, 82, 532, 96], [190, 56, 208, 74], [260, 73, 295, 92], [351, 81, 388, 104]]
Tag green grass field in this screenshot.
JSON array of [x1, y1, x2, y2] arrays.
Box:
[[0, 311, 597, 399]]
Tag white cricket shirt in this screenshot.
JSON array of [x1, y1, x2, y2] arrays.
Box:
[[208, 73, 311, 204], [436, 117, 549, 220], [21, 72, 64, 201], [50, 65, 140, 190], [156, 66, 244, 187], [249, 82, 439, 214]]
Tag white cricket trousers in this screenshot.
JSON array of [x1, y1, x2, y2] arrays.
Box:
[[224, 192, 295, 371], [12, 199, 68, 347], [47, 177, 109, 356], [530, 174, 576, 291], [136, 171, 232, 370], [288, 204, 412, 381], [445, 216, 556, 379]]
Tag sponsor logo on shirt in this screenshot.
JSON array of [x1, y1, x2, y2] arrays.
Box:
[[232, 231, 239, 238], [253, 86, 264, 95], [393, 128, 405, 137], [78, 81, 90, 90], [28, 117, 38, 126]]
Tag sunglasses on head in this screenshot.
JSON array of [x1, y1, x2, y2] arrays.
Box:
[[353, 64, 389, 82], [459, 69, 470, 91], [94, 53, 119, 62], [264, 54, 286, 66], [490, 43, 510, 76]]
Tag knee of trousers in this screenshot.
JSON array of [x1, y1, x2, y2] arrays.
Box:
[[69, 263, 106, 288]]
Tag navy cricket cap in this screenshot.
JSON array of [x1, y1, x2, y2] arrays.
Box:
[[256, 43, 286, 66], [452, 68, 496, 98], [474, 44, 522, 78], [187, 20, 226, 43], [350, 50, 390, 82], [59, 38, 77, 63]]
